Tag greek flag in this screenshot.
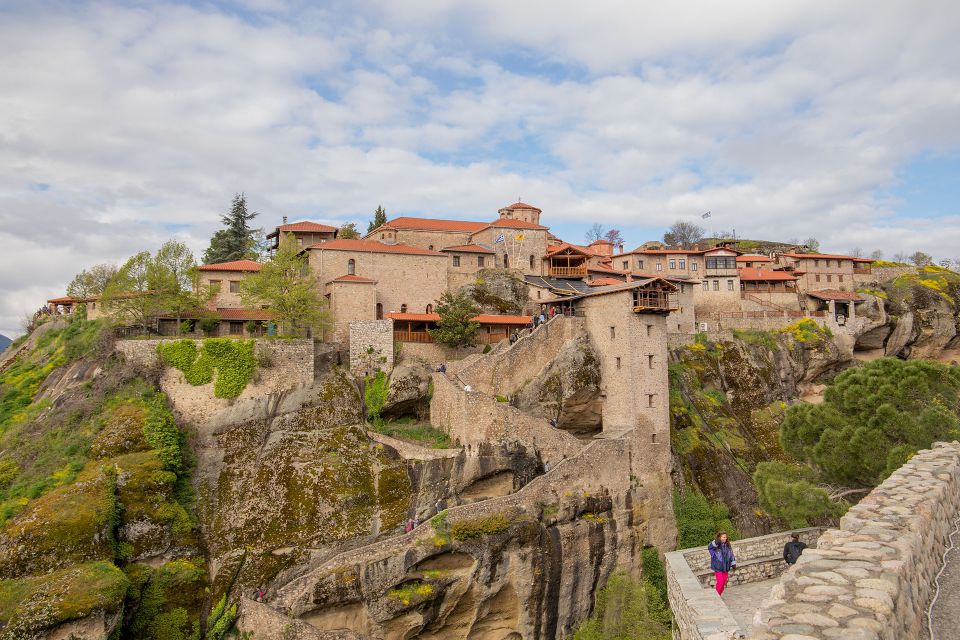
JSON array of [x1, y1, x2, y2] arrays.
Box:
[[495, 233, 505, 243]]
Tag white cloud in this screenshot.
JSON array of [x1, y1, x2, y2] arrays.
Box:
[[1, 0, 959, 336]]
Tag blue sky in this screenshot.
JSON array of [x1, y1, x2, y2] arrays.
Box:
[[0, 0, 959, 336]]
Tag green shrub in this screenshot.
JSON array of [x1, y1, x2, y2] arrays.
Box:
[[450, 513, 510, 541], [753, 461, 846, 527], [573, 570, 670, 640], [365, 371, 388, 426], [673, 490, 739, 549], [376, 422, 454, 448], [482, 344, 492, 354], [142, 393, 182, 474], [388, 581, 434, 606], [197, 317, 219, 335]]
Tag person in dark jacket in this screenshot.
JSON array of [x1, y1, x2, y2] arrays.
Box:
[[783, 533, 807, 565], [707, 531, 736, 595]]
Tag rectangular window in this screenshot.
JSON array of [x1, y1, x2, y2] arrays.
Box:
[[713, 280, 719, 291], [691, 261, 698, 271], [637, 260, 645, 270], [727, 279, 734, 291], [229, 281, 240, 294], [679, 259, 686, 269], [297, 238, 303, 246], [622, 260, 629, 270], [814, 259, 820, 267], [705, 256, 736, 269], [615, 357, 621, 370], [537, 290, 541, 299], [838, 275, 844, 282], [478, 256, 484, 267], [646, 324, 653, 337], [647, 394, 655, 408], [702, 281, 709, 291], [656, 262, 663, 272], [209, 279, 221, 290], [815, 274, 821, 282], [229, 321, 243, 335], [609, 326, 616, 339], [669, 259, 676, 269], [452, 256, 460, 267], [647, 354, 654, 369], [827, 275, 832, 282]]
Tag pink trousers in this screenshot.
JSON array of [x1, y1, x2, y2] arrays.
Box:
[[715, 571, 729, 595]]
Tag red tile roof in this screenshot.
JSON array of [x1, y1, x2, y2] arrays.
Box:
[[486, 217, 549, 230], [198, 259, 262, 272], [307, 239, 446, 256], [737, 254, 771, 263], [589, 239, 614, 246], [330, 274, 377, 283], [780, 253, 858, 261], [545, 242, 593, 257], [274, 221, 337, 233], [738, 268, 798, 281], [588, 277, 627, 286], [588, 264, 629, 275], [441, 244, 495, 254], [386, 313, 532, 325], [806, 289, 864, 302], [47, 296, 79, 304], [501, 201, 542, 212], [379, 217, 488, 233], [215, 308, 275, 321]]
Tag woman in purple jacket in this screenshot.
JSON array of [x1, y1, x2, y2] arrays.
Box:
[[707, 531, 737, 595]]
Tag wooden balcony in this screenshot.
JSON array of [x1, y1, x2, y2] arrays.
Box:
[[395, 330, 433, 343], [549, 265, 587, 277], [631, 290, 679, 313], [394, 330, 512, 345]]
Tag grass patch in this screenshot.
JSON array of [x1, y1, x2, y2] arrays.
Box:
[[388, 581, 434, 606], [376, 421, 456, 449], [731, 328, 778, 350], [450, 513, 510, 541]]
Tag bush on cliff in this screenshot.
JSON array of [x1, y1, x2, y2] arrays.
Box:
[[573, 570, 670, 640], [157, 338, 257, 398], [672, 490, 739, 549]]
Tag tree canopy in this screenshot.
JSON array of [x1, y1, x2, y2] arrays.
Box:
[[339, 222, 360, 239], [584, 223, 605, 243], [102, 251, 164, 332], [780, 358, 960, 487], [67, 264, 118, 298], [663, 222, 704, 248], [202, 193, 262, 264], [367, 205, 387, 234], [239, 233, 330, 336], [428, 290, 480, 348]]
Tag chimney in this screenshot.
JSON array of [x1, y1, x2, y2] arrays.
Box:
[[282, 216, 288, 224]]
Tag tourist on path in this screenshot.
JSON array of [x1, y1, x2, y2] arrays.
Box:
[[708, 531, 736, 595], [783, 533, 807, 565]]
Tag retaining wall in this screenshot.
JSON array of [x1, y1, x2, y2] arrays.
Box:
[[666, 528, 823, 640], [750, 441, 960, 639], [348, 320, 394, 375]]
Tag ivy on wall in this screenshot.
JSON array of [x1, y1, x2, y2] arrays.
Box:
[[157, 339, 257, 399]]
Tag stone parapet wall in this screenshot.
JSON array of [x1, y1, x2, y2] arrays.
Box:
[[450, 314, 582, 396], [666, 528, 823, 640], [750, 441, 960, 640], [348, 320, 394, 375], [430, 372, 582, 468], [397, 341, 483, 365], [115, 338, 314, 385]]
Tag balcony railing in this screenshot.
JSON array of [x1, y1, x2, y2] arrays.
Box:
[[394, 330, 433, 343], [549, 265, 587, 276], [632, 291, 679, 312]]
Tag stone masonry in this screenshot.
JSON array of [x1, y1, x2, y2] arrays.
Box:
[[749, 441, 960, 640], [349, 319, 394, 376], [666, 529, 823, 640]]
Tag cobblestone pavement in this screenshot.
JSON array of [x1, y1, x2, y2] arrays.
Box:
[[717, 578, 780, 633], [927, 518, 960, 640]]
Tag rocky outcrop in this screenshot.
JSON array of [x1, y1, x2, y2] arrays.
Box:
[[382, 361, 433, 420], [460, 268, 529, 314], [512, 334, 602, 437]]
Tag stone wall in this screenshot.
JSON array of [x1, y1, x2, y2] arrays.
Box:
[[398, 341, 483, 365], [451, 314, 583, 396], [750, 441, 960, 640], [666, 529, 823, 640], [348, 320, 394, 376]]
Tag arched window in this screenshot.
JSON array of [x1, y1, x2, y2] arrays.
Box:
[[376, 303, 383, 320], [504, 253, 510, 268], [428, 245, 434, 250], [400, 304, 407, 313], [347, 259, 355, 275], [426, 304, 433, 314], [529, 255, 535, 270]]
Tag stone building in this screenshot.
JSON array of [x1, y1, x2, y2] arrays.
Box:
[[267, 219, 337, 253]]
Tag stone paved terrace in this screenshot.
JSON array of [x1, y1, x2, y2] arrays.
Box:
[[666, 528, 823, 639]]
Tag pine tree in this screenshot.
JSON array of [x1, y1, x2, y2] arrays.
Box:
[[202, 193, 261, 264], [367, 205, 387, 234]]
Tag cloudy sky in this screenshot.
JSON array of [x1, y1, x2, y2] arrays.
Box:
[[1, 0, 959, 337]]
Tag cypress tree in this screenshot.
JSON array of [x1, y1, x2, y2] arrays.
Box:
[[367, 205, 387, 234]]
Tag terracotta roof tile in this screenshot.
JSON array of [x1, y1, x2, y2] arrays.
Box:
[[441, 244, 495, 254], [47, 296, 79, 304], [307, 239, 445, 256], [501, 201, 542, 212], [806, 289, 864, 302], [274, 221, 337, 233], [386, 312, 440, 322], [215, 308, 275, 321], [386, 313, 532, 325], [198, 259, 262, 272], [738, 268, 798, 281], [588, 277, 627, 286], [379, 217, 488, 232], [330, 274, 377, 283], [486, 217, 549, 230], [737, 254, 771, 262], [780, 252, 859, 261]]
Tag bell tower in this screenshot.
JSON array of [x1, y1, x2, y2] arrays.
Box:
[[498, 201, 542, 225]]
